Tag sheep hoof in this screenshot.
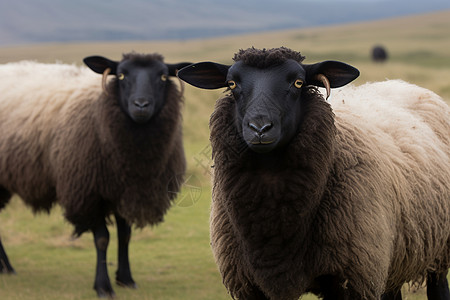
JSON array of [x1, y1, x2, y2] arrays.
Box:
[[0, 267, 16, 275], [96, 288, 116, 299], [116, 279, 138, 289]]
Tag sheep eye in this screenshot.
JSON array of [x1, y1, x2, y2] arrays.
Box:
[[228, 80, 237, 90], [294, 79, 303, 89], [161, 74, 168, 81], [118, 73, 125, 80]]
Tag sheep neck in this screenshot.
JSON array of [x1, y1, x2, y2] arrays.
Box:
[[210, 92, 336, 293], [97, 81, 182, 176]]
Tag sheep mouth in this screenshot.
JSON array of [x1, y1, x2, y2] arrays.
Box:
[[247, 137, 277, 153], [130, 112, 152, 123], [248, 134, 276, 145], [250, 140, 275, 145]]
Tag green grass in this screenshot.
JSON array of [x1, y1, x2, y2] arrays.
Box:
[[0, 192, 228, 300], [1, 10, 450, 300]]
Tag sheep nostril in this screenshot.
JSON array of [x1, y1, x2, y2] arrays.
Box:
[[249, 122, 260, 133], [134, 100, 149, 109], [260, 123, 273, 133], [248, 122, 273, 135]]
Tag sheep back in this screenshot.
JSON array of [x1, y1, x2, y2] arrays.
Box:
[[210, 80, 450, 299], [331, 80, 450, 285], [0, 61, 100, 212]]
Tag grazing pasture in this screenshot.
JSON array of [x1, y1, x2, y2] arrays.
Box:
[[0, 10, 449, 300]]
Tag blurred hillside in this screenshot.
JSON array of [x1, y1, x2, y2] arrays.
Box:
[[0, 10, 448, 98], [1, 0, 450, 46]]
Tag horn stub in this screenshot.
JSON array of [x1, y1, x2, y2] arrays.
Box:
[[316, 74, 331, 100], [102, 68, 112, 95]]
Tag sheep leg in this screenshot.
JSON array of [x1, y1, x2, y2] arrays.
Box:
[[381, 289, 402, 300], [93, 222, 115, 298], [0, 238, 15, 274], [114, 214, 136, 289], [0, 187, 15, 274], [237, 285, 269, 300], [427, 271, 450, 300]]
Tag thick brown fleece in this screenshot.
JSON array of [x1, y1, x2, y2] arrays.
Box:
[[209, 53, 450, 299], [0, 55, 185, 235]]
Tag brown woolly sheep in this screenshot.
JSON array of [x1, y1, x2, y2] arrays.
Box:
[[0, 53, 191, 297], [178, 47, 450, 299]]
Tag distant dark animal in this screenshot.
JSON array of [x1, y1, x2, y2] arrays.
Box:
[[372, 45, 388, 63], [0, 53, 191, 297], [178, 47, 450, 299]]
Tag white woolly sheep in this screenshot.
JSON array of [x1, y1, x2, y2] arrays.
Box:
[[178, 47, 450, 300], [0, 53, 191, 297]]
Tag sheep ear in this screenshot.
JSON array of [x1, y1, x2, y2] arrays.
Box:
[[167, 62, 193, 76], [177, 62, 230, 89], [304, 60, 359, 88], [83, 56, 118, 75]]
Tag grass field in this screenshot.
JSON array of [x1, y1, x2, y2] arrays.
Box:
[[1, 10, 450, 300]]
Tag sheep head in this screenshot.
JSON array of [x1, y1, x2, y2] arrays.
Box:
[[178, 47, 359, 153], [84, 53, 191, 124]]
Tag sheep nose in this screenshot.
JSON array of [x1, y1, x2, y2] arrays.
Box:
[[248, 122, 273, 135], [133, 98, 149, 109]]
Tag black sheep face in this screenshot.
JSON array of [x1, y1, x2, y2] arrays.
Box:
[[177, 47, 360, 154], [115, 59, 169, 123], [226, 60, 307, 153], [84, 53, 191, 124]]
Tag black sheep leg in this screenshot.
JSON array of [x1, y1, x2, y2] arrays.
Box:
[[93, 222, 115, 298], [115, 214, 136, 288], [238, 285, 269, 300], [381, 289, 402, 300], [427, 271, 450, 300], [0, 187, 14, 274], [0, 237, 15, 274]]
